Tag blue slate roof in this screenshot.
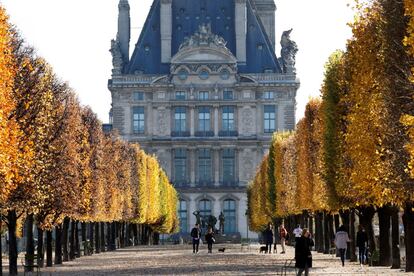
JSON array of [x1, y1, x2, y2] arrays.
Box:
[[126, 0, 282, 74]]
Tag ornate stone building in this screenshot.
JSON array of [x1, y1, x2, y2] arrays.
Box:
[[108, 0, 299, 238]]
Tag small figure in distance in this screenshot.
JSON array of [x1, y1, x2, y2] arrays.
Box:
[[190, 223, 201, 254], [279, 223, 288, 254], [335, 225, 351, 267], [293, 224, 303, 246], [263, 222, 274, 254], [205, 227, 215, 254], [356, 225, 368, 266], [295, 228, 314, 276]]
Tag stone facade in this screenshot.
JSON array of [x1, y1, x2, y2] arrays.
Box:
[[109, 0, 299, 238]]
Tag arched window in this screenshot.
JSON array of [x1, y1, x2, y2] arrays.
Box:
[[223, 199, 236, 233], [178, 200, 188, 233], [199, 199, 212, 218]]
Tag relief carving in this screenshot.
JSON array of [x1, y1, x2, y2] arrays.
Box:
[[241, 150, 255, 181], [241, 108, 254, 134], [156, 109, 169, 136]]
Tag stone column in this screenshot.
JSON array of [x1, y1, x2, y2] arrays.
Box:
[[235, 0, 247, 63], [214, 147, 220, 186], [190, 106, 195, 137], [214, 105, 219, 137], [190, 147, 196, 187], [148, 102, 153, 138], [160, 0, 172, 63]]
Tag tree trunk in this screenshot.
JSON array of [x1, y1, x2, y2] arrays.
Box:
[[110, 223, 116, 251], [81, 222, 87, 256], [25, 214, 35, 272], [323, 212, 330, 254], [316, 212, 324, 253], [334, 214, 340, 232], [391, 206, 400, 269], [75, 222, 80, 258], [95, 222, 101, 254], [358, 206, 376, 256], [0, 214, 2, 276], [350, 209, 357, 261], [7, 210, 18, 276], [403, 201, 414, 272], [378, 205, 392, 266], [69, 220, 76, 260], [328, 213, 334, 253], [106, 222, 111, 251], [120, 223, 125, 248], [37, 227, 44, 268], [100, 222, 106, 252], [62, 217, 69, 262], [89, 223, 94, 255], [55, 225, 63, 265], [132, 224, 138, 246], [46, 230, 53, 267], [309, 216, 314, 243]]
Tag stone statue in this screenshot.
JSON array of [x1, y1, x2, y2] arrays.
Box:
[[110, 39, 124, 75], [193, 210, 201, 225], [207, 215, 217, 231], [219, 212, 225, 234], [178, 23, 228, 50], [280, 29, 298, 74]]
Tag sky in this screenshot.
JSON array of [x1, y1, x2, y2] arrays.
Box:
[[0, 0, 354, 123]]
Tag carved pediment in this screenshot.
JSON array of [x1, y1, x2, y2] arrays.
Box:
[[171, 23, 237, 65]]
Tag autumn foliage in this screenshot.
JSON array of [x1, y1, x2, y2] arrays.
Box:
[[0, 0, 178, 243]]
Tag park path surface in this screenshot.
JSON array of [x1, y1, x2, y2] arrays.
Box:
[[34, 244, 413, 276]]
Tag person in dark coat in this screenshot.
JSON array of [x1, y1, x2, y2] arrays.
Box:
[[356, 225, 368, 265], [205, 227, 215, 253], [295, 228, 314, 276], [263, 223, 274, 254], [190, 223, 201, 253]]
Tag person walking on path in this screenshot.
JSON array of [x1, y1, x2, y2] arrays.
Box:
[[335, 225, 350, 267], [293, 224, 303, 246], [356, 225, 368, 266], [191, 223, 201, 254], [279, 224, 288, 254], [295, 228, 314, 276], [205, 227, 215, 253], [263, 223, 274, 254]]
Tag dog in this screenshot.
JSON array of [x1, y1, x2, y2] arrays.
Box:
[[259, 246, 267, 253], [218, 248, 226, 252]]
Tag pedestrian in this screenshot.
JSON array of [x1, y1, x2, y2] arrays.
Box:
[[293, 224, 303, 246], [279, 223, 288, 254], [334, 225, 350, 267], [205, 227, 215, 253], [191, 223, 201, 254], [263, 223, 274, 254], [356, 225, 368, 266], [295, 228, 314, 276]]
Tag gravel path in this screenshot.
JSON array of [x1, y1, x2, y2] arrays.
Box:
[[17, 244, 414, 275]]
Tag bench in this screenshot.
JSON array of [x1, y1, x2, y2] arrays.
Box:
[[22, 254, 40, 275]]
